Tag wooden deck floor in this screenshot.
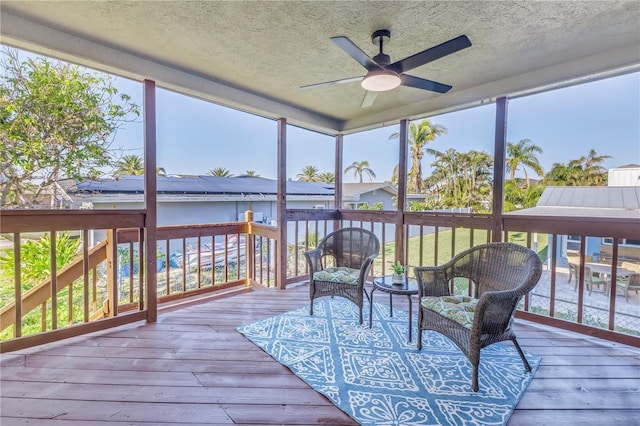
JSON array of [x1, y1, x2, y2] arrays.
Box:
[[2, 283, 639, 425]]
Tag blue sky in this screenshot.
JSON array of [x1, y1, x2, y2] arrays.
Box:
[[9, 46, 638, 183], [112, 71, 639, 183]]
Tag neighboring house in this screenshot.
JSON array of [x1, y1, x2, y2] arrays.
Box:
[[608, 164, 640, 186], [507, 185, 640, 263], [61, 176, 407, 247], [68, 175, 343, 226], [342, 183, 397, 210]]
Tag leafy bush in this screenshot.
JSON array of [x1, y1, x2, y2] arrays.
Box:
[[0, 232, 80, 304]]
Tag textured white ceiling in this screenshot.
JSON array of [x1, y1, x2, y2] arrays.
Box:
[[2, 1, 639, 134]]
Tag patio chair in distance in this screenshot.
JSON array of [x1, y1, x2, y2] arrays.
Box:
[[414, 242, 542, 392], [304, 227, 380, 324], [614, 273, 640, 302], [574, 266, 607, 295]]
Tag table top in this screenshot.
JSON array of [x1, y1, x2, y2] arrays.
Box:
[[585, 262, 635, 277], [373, 275, 419, 294]]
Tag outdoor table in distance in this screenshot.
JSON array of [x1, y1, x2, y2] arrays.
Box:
[[369, 275, 419, 342], [584, 262, 636, 296]]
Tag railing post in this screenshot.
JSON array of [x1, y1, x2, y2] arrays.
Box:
[[246, 210, 256, 286], [105, 229, 117, 317], [334, 134, 343, 231], [50, 231, 58, 330], [13, 234, 22, 338]]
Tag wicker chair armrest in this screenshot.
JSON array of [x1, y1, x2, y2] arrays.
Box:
[[471, 289, 523, 336], [304, 248, 323, 276], [357, 254, 377, 284], [414, 265, 453, 297]]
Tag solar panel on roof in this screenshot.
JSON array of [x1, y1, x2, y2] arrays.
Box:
[[71, 175, 335, 196]]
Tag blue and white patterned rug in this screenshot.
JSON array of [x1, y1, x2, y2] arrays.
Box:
[[237, 298, 540, 425]]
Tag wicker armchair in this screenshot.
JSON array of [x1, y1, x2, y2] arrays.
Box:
[[414, 242, 542, 392], [304, 227, 380, 324]]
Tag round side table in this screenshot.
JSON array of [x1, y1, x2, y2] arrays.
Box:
[[369, 275, 419, 342]]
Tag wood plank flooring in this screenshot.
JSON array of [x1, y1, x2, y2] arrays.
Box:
[[1, 283, 639, 425]]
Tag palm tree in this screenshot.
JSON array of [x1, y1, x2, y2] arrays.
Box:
[[318, 172, 335, 183], [114, 155, 166, 176], [581, 149, 611, 185], [389, 119, 447, 193], [544, 149, 611, 186], [425, 148, 493, 213], [506, 139, 544, 187], [244, 170, 260, 177], [115, 155, 144, 175], [344, 160, 376, 183], [207, 167, 233, 177], [296, 165, 320, 182]]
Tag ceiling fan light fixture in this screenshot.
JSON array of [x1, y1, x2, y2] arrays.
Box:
[[361, 70, 401, 92]]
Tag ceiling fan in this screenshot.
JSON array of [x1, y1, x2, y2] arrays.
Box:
[[301, 29, 472, 108]]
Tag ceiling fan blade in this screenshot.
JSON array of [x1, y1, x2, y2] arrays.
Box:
[[388, 35, 472, 74], [300, 76, 363, 90], [331, 36, 382, 71], [360, 90, 378, 108], [400, 74, 452, 93]]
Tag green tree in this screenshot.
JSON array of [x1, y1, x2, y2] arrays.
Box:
[[296, 165, 320, 182], [504, 179, 544, 211], [207, 167, 233, 177], [544, 149, 611, 186], [506, 139, 544, 187], [408, 201, 427, 211], [344, 160, 376, 183], [115, 155, 144, 175], [244, 170, 260, 177], [0, 48, 140, 208], [426, 148, 493, 213], [390, 119, 447, 193], [580, 149, 611, 185], [318, 172, 335, 183], [114, 155, 165, 176], [0, 232, 80, 290]]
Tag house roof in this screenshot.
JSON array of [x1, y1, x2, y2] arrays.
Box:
[[342, 183, 397, 197], [2, 1, 638, 135], [507, 186, 640, 219], [71, 175, 334, 196]]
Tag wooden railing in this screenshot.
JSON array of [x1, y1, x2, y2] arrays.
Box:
[[286, 209, 640, 347], [0, 211, 278, 352], [2, 207, 638, 351], [0, 210, 147, 352]]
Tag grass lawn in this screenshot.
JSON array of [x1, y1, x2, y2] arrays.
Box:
[[376, 228, 549, 271]]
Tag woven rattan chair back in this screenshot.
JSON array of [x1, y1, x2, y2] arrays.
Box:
[[414, 242, 542, 391], [304, 227, 380, 324]]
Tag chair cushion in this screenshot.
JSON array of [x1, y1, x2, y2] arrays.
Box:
[[421, 295, 479, 329], [313, 267, 360, 285]]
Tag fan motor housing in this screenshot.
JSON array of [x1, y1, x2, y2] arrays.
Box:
[[371, 29, 391, 45], [371, 29, 392, 65]]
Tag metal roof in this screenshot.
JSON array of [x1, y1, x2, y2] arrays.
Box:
[[507, 186, 640, 219], [2, 1, 638, 135], [536, 186, 640, 210]]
